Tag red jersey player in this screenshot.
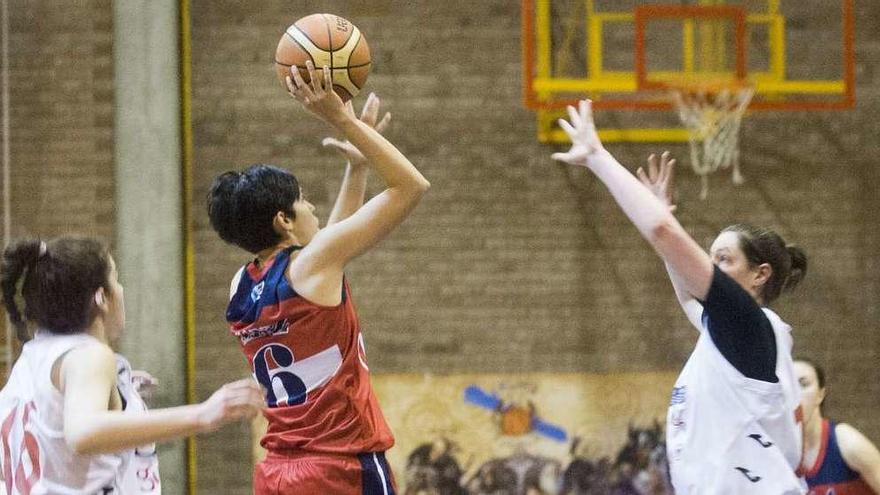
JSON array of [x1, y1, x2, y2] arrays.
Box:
[[796, 359, 880, 494], [207, 62, 429, 494]]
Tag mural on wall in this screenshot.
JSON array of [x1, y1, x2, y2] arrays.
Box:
[[254, 372, 678, 494]]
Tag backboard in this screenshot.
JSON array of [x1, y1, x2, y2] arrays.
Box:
[[522, 0, 855, 143]]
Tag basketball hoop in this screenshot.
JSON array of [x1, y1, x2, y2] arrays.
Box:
[[670, 82, 754, 199]]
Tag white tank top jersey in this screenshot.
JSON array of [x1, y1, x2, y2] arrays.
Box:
[[0, 332, 161, 494], [667, 307, 806, 494]]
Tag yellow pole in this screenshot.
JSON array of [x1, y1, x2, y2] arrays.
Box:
[[178, 0, 197, 493], [683, 20, 695, 75]]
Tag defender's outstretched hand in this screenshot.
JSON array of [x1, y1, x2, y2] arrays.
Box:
[[196, 378, 264, 432], [286, 60, 348, 126], [551, 100, 608, 168], [322, 92, 391, 166], [637, 151, 678, 212]]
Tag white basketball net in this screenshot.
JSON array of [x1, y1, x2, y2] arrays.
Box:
[[672, 86, 754, 199]]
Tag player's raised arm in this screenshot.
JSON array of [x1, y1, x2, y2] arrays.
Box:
[[552, 100, 713, 301], [286, 61, 429, 268], [323, 94, 392, 227], [636, 151, 704, 330]]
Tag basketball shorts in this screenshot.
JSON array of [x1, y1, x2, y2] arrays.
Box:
[[254, 450, 397, 495]]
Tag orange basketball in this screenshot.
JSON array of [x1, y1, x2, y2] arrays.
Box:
[[275, 14, 371, 102]]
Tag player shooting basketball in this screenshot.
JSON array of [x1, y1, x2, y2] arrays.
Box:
[[207, 61, 429, 494]]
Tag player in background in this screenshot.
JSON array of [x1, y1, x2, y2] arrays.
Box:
[[795, 358, 880, 494], [553, 100, 807, 494], [0, 237, 263, 494], [207, 61, 429, 494]]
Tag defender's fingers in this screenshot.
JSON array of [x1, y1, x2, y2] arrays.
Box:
[[558, 118, 576, 139], [647, 156, 660, 182], [579, 99, 593, 123], [566, 105, 580, 127], [664, 158, 677, 186]]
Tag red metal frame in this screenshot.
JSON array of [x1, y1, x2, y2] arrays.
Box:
[[634, 5, 747, 91]]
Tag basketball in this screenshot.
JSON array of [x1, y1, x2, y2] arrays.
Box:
[[275, 13, 371, 102]]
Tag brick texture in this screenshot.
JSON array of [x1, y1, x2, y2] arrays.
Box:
[[2, 0, 114, 357], [189, 2, 879, 492], [3, 1, 878, 494]]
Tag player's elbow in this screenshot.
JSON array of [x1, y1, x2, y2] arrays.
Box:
[[65, 429, 98, 455], [64, 420, 105, 455], [411, 177, 430, 194], [650, 217, 681, 245], [399, 177, 430, 202]]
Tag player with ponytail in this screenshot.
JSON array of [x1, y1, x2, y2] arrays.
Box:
[[554, 101, 809, 494], [0, 237, 263, 494]]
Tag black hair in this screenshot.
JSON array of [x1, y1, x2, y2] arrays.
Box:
[[206, 164, 300, 254], [722, 224, 808, 304], [1, 237, 111, 341]]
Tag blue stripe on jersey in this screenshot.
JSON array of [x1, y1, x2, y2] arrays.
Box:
[[226, 247, 298, 325], [358, 452, 394, 495], [808, 421, 862, 485]]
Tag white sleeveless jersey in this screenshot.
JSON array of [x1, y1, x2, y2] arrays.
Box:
[[0, 332, 159, 494], [116, 356, 161, 494], [667, 307, 806, 494]]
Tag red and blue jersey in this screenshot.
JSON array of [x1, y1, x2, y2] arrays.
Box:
[[226, 246, 394, 455], [805, 420, 875, 495]]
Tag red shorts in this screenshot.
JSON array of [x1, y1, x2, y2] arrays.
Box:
[[254, 450, 397, 495]]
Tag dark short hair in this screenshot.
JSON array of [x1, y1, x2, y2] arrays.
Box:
[[722, 224, 808, 304], [1, 237, 111, 341], [207, 164, 300, 253]]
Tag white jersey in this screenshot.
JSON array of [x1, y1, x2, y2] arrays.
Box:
[[0, 332, 160, 494], [667, 307, 806, 494], [116, 356, 161, 494]]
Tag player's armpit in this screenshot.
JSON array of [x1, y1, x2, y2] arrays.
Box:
[[665, 261, 704, 332], [700, 266, 777, 382]]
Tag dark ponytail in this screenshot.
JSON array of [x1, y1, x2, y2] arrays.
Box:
[[1, 237, 110, 341], [1, 239, 44, 342], [722, 224, 808, 304], [784, 245, 808, 293]]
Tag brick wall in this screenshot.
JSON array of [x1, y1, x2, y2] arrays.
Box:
[[4, 0, 114, 241], [190, 1, 879, 492], [4, 1, 878, 493], [2, 0, 114, 359]]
